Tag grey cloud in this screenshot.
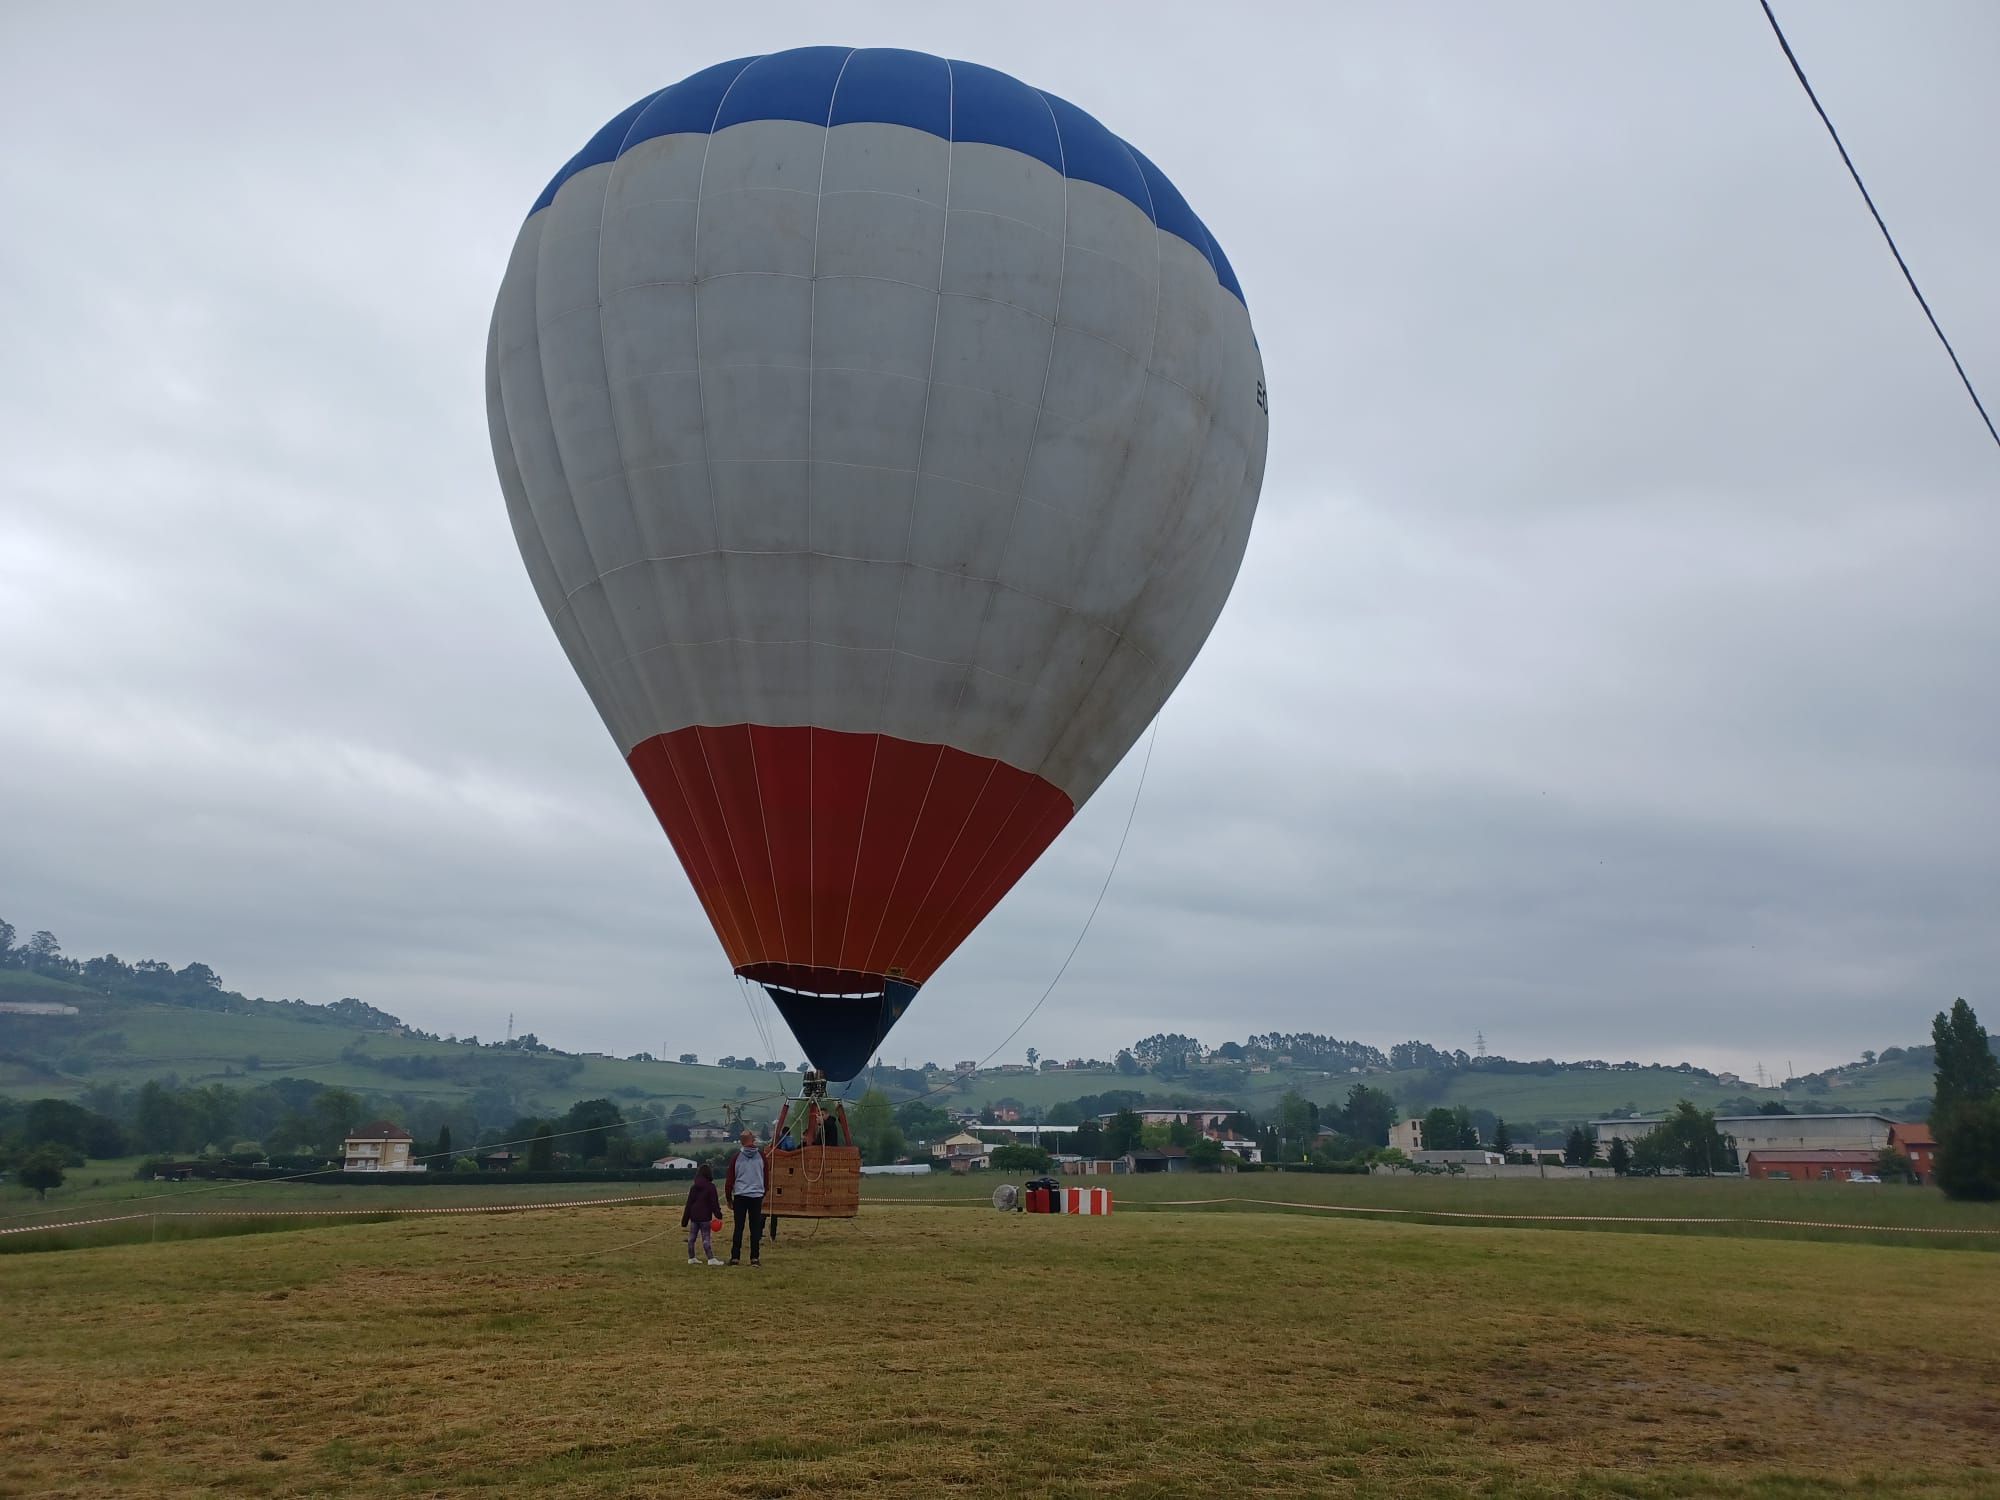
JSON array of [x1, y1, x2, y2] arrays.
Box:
[[3, 1, 1995, 1077]]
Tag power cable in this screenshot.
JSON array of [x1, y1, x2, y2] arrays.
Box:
[[1757, 0, 1999, 452]]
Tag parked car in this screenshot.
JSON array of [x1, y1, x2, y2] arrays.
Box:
[[1848, 1173, 1882, 1184]]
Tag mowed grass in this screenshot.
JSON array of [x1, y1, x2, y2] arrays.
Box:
[[10, 1167, 2000, 1259], [864, 1171, 2000, 1248], [5, 1193, 2000, 1498], [1, 1158, 676, 1223]]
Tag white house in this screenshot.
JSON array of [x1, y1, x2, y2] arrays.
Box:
[[342, 1121, 426, 1172], [1214, 1134, 1263, 1164], [932, 1132, 990, 1171], [1388, 1118, 1424, 1153], [651, 1155, 698, 1171]]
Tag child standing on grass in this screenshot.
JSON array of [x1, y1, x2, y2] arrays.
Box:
[[682, 1163, 722, 1266]]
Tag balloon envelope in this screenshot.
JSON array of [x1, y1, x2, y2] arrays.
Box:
[[487, 48, 1267, 1079]]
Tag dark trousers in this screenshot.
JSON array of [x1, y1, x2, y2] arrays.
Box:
[[730, 1196, 765, 1262]]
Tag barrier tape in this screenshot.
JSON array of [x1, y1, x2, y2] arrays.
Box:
[[1131, 1196, 2000, 1236], [11, 1190, 1994, 1242]]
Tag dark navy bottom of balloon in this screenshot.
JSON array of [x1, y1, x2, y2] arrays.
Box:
[[743, 964, 919, 1081]]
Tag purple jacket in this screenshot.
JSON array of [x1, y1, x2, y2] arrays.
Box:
[[681, 1176, 720, 1226]]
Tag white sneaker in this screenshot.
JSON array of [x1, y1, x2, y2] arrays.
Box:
[[688, 1256, 698, 1265], [707, 1257, 724, 1266]]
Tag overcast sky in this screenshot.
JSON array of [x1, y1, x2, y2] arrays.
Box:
[[3, 3, 1995, 1079]]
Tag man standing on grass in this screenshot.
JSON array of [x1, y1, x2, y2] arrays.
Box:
[[724, 1128, 767, 1266]]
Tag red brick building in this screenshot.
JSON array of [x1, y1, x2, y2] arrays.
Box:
[[1888, 1122, 1937, 1185], [1744, 1149, 1876, 1182]]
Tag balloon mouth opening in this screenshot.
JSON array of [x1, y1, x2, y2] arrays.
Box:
[[740, 963, 920, 1082]]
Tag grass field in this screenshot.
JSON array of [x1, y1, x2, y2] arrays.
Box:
[[11, 1162, 2000, 1255], [5, 1175, 2000, 1499]]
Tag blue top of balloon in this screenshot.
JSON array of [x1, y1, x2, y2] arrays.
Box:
[[530, 46, 1243, 307]]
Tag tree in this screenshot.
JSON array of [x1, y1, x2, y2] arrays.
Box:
[[560, 1099, 627, 1161], [15, 1146, 67, 1199], [527, 1124, 554, 1171], [1071, 1119, 1105, 1157], [1932, 999, 1999, 1119], [991, 1143, 1051, 1172], [25, 1099, 90, 1149], [24, 930, 62, 969], [678, 1053, 698, 1065], [1492, 1118, 1512, 1153], [134, 1080, 193, 1153], [1336, 1085, 1396, 1148], [1608, 1137, 1631, 1175], [1277, 1091, 1319, 1157], [1757, 1102, 1793, 1115], [1422, 1107, 1475, 1153], [0, 919, 14, 960], [432, 1125, 452, 1167], [893, 1101, 953, 1143], [1934, 1098, 2000, 1201], [1930, 999, 2000, 1202], [1101, 1107, 1145, 1158], [1563, 1126, 1595, 1166], [1872, 1145, 1918, 1185], [22, 1099, 124, 1158], [1313, 1131, 1363, 1166], [1025, 1047, 1039, 1069], [1630, 1101, 1732, 1176], [310, 1088, 364, 1153], [1114, 1049, 1141, 1076], [1187, 1136, 1226, 1169], [850, 1089, 905, 1165]]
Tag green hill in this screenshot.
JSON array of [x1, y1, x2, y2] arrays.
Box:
[[0, 946, 1936, 1137], [936, 1054, 1934, 1136], [0, 972, 783, 1121]]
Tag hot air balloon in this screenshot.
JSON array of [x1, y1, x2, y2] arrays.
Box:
[[487, 48, 1266, 1082]]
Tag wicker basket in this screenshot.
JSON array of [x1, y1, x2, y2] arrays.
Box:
[[764, 1145, 861, 1218]]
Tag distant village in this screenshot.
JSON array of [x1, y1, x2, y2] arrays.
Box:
[[332, 1105, 1938, 1187]]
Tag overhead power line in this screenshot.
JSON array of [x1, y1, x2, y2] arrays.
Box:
[[1756, 0, 1999, 454]]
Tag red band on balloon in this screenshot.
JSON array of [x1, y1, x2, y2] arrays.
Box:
[[627, 726, 1074, 986]]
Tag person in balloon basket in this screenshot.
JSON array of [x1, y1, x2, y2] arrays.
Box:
[[724, 1129, 768, 1266], [682, 1162, 723, 1266], [765, 1125, 796, 1246]]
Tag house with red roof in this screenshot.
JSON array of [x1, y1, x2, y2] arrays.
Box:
[[1888, 1122, 1937, 1185], [341, 1121, 425, 1172]]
